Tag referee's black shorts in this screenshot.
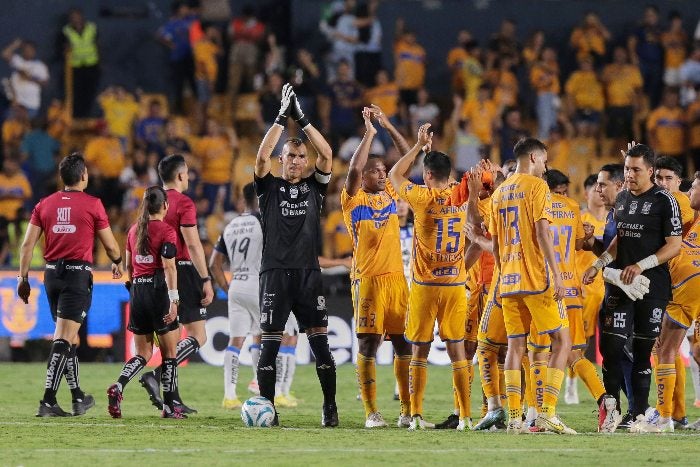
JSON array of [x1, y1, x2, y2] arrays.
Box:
[[44, 260, 93, 323], [128, 274, 179, 335], [259, 269, 328, 333], [176, 260, 207, 324]]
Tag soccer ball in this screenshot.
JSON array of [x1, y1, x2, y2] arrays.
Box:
[[241, 396, 275, 427]]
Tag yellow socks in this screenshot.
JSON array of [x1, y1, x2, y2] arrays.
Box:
[[673, 355, 686, 420], [521, 355, 535, 409], [498, 362, 506, 404], [357, 354, 377, 416], [541, 368, 565, 417], [452, 360, 472, 419], [530, 359, 547, 411], [409, 357, 428, 417], [656, 362, 676, 418], [394, 354, 411, 415], [477, 342, 500, 399], [504, 369, 522, 420], [571, 357, 606, 402]]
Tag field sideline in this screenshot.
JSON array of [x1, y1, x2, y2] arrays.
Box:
[[1, 363, 698, 466]]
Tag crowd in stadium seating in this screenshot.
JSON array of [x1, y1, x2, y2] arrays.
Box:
[[1, 1, 700, 271]]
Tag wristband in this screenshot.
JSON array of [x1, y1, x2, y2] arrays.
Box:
[[17, 276, 28, 284], [636, 254, 659, 271], [168, 289, 180, 302], [296, 116, 310, 129], [201, 275, 212, 284], [592, 251, 613, 272], [275, 115, 287, 127], [112, 257, 122, 265]]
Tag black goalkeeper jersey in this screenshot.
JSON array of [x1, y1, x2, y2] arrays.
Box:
[[613, 185, 682, 298], [254, 170, 329, 272]]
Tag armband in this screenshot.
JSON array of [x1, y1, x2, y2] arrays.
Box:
[[636, 254, 659, 271], [592, 251, 613, 272], [160, 242, 177, 259], [296, 116, 310, 129], [314, 168, 332, 184], [168, 289, 180, 303], [112, 257, 122, 265]]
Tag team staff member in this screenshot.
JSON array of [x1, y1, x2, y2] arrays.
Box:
[[107, 186, 183, 419], [584, 144, 682, 427], [17, 153, 123, 417], [138, 154, 214, 414], [342, 106, 412, 429], [254, 84, 337, 427]]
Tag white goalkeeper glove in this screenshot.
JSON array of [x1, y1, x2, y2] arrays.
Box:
[[602, 268, 650, 301], [275, 83, 294, 126]]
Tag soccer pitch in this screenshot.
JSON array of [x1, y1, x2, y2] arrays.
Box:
[[1, 363, 698, 466]]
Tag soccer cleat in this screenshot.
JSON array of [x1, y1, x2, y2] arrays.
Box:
[[630, 409, 673, 433], [72, 394, 95, 416], [535, 414, 577, 434], [524, 417, 546, 433], [139, 371, 163, 410], [173, 400, 197, 414], [36, 401, 71, 417], [456, 418, 473, 431], [247, 380, 260, 395], [472, 407, 506, 431], [435, 413, 460, 430], [686, 418, 700, 430], [564, 376, 579, 404], [321, 403, 339, 427], [365, 411, 388, 428], [271, 412, 280, 427], [598, 395, 622, 433], [222, 398, 242, 410], [673, 417, 689, 430], [162, 404, 187, 419], [506, 418, 523, 434], [393, 393, 400, 401], [629, 407, 656, 433], [617, 412, 634, 430], [397, 413, 412, 428], [408, 415, 434, 431], [275, 394, 298, 408], [107, 384, 123, 419]]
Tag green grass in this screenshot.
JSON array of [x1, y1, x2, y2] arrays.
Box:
[[1, 362, 699, 466]]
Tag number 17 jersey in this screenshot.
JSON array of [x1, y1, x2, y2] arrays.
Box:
[[214, 212, 263, 296], [489, 173, 553, 296]]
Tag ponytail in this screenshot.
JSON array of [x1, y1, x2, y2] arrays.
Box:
[[135, 186, 168, 256]]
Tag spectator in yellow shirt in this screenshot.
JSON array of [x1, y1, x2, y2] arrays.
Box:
[[47, 99, 71, 143], [0, 157, 31, 221], [322, 193, 353, 259], [194, 118, 238, 214], [565, 56, 604, 135], [661, 11, 688, 87], [461, 41, 483, 102], [530, 46, 560, 139], [364, 69, 400, 149], [446, 30, 472, 95], [688, 88, 700, 173], [461, 84, 500, 153], [569, 11, 610, 66], [393, 27, 426, 106], [193, 25, 222, 130], [647, 87, 687, 169], [84, 121, 126, 209], [2, 105, 29, 153], [488, 54, 518, 108], [601, 46, 643, 144], [98, 86, 140, 149], [522, 29, 545, 68]]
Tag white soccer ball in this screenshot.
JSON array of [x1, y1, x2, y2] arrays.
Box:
[[241, 396, 275, 427]]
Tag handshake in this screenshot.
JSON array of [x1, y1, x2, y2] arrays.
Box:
[[602, 268, 650, 301], [275, 83, 309, 129]]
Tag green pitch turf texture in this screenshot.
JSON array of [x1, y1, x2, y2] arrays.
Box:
[[1, 363, 698, 466]]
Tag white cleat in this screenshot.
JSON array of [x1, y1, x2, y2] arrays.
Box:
[[564, 376, 579, 405], [506, 418, 523, 434], [365, 411, 388, 428], [535, 414, 577, 435], [598, 395, 622, 433], [397, 413, 412, 428], [456, 418, 473, 431], [630, 409, 674, 433], [247, 380, 260, 395], [408, 415, 434, 431]]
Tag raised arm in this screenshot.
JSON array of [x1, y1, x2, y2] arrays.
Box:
[[370, 104, 410, 154], [290, 92, 332, 174], [255, 83, 294, 178], [389, 123, 432, 189], [345, 107, 376, 196], [2, 38, 21, 63]]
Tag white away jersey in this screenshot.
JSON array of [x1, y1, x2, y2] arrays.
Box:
[[214, 212, 263, 296]]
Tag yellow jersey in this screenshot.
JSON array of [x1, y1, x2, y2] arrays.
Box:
[[324, 208, 353, 259], [462, 99, 498, 145], [688, 101, 700, 149], [489, 173, 553, 295], [98, 94, 140, 138], [364, 83, 400, 118], [647, 106, 686, 155], [662, 30, 687, 69], [193, 39, 220, 82], [670, 219, 700, 288], [530, 62, 560, 95], [194, 136, 233, 184], [341, 183, 403, 279], [0, 172, 31, 221], [399, 181, 467, 286], [672, 191, 695, 236], [570, 27, 606, 61], [394, 40, 426, 90], [84, 136, 126, 178], [565, 70, 605, 111], [550, 193, 585, 308], [602, 64, 643, 107]]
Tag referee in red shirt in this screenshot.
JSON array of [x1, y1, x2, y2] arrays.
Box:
[[17, 153, 123, 417]]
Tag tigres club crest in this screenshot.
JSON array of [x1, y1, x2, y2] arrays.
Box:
[[1, 280, 40, 336]]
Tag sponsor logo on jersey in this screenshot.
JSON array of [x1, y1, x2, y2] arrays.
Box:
[[280, 187, 285, 192], [135, 254, 155, 264], [262, 293, 274, 307], [317, 296, 326, 311], [53, 207, 76, 234], [300, 183, 309, 194], [290, 186, 299, 199], [628, 201, 638, 215], [501, 273, 521, 285], [279, 200, 308, 216], [650, 307, 663, 324], [641, 202, 652, 214]]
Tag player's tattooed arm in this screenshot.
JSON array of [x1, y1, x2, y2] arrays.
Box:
[[346, 107, 377, 196], [389, 123, 432, 189]]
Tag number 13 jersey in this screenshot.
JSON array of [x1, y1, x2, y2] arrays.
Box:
[[399, 181, 467, 286], [489, 173, 553, 296], [214, 212, 263, 296]]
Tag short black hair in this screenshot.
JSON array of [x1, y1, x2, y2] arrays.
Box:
[[600, 163, 624, 182], [363, 154, 384, 170], [158, 154, 187, 183], [625, 144, 655, 168], [545, 169, 570, 189], [59, 153, 86, 186], [584, 174, 598, 190], [513, 137, 547, 159], [655, 156, 683, 178], [243, 182, 256, 206], [423, 151, 451, 181]]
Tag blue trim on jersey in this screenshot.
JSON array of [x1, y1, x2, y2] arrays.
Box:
[[507, 332, 529, 338], [444, 338, 465, 344], [403, 335, 433, 345], [672, 271, 700, 289], [412, 278, 467, 287], [572, 343, 588, 350], [566, 305, 584, 310], [481, 337, 508, 347], [665, 313, 690, 330], [350, 202, 397, 227], [537, 324, 563, 335], [528, 340, 550, 350]]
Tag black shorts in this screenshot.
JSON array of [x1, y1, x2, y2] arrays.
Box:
[[259, 269, 327, 333], [176, 261, 207, 324], [44, 261, 93, 323], [599, 283, 667, 338], [128, 275, 179, 335]]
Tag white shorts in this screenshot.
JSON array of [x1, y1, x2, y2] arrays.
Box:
[[228, 292, 261, 338], [284, 313, 299, 336]]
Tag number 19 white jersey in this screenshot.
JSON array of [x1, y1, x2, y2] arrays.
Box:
[[214, 212, 263, 296]]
